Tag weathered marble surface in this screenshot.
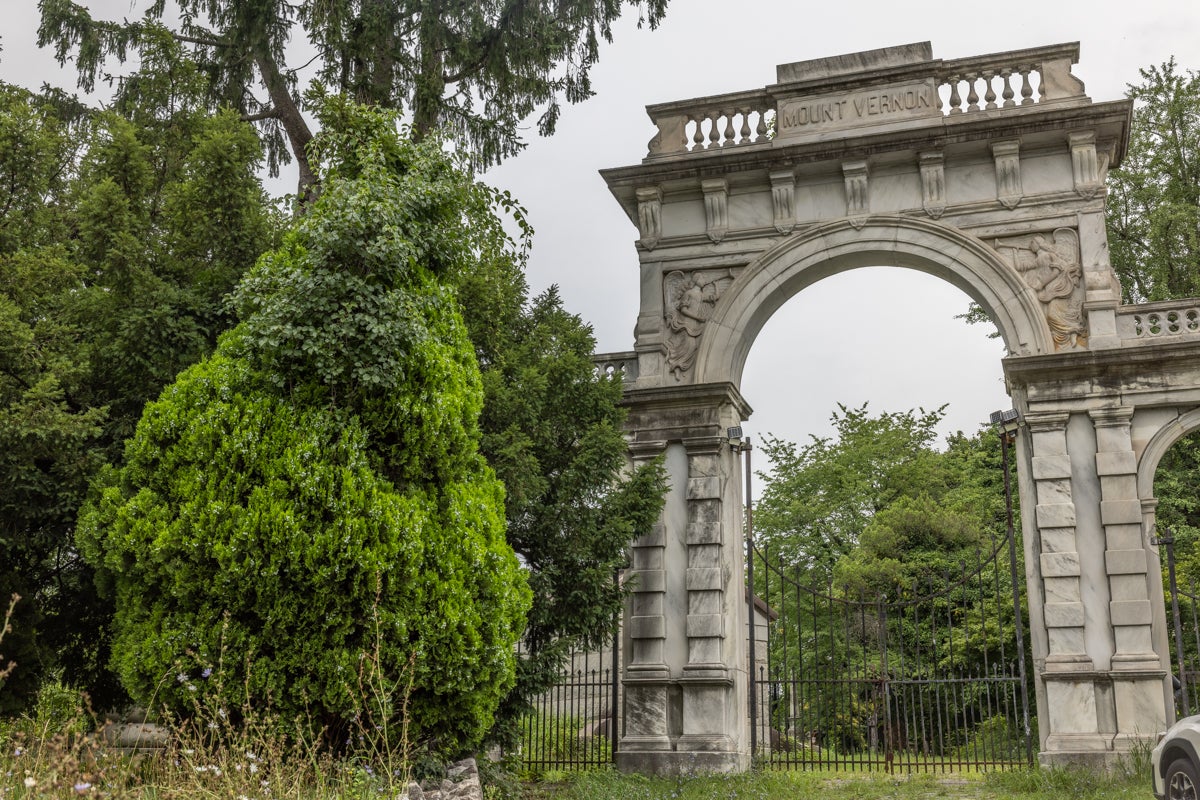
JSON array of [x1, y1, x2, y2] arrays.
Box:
[[599, 40, 1200, 773]]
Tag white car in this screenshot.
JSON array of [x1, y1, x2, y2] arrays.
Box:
[[1153, 714, 1200, 800]]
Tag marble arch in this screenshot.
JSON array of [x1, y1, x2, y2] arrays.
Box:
[[693, 215, 1051, 386], [594, 41, 1200, 774]]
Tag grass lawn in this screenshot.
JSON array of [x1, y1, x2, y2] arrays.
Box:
[[508, 764, 1154, 800]]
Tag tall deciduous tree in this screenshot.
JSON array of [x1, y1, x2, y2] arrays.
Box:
[[39, 0, 667, 196], [1107, 58, 1200, 303]]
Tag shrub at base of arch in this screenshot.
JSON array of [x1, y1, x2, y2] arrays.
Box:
[[76, 98, 531, 752]]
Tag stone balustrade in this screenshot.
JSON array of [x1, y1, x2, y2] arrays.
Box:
[[934, 43, 1083, 115], [1117, 301, 1200, 340], [646, 89, 775, 157], [643, 43, 1086, 159], [594, 350, 639, 383]]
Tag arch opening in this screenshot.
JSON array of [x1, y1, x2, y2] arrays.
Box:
[[694, 217, 1050, 389], [740, 265, 1009, 448]]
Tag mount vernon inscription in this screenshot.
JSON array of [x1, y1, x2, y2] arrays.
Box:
[[777, 79, 940, 136]]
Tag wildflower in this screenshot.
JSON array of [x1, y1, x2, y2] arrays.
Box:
[[186, 683, 197, 692], [201, 667, 213, 678], [12, 748, 20, 756], [23, 778, 35, 789], [74, 782, 92, 793], [177, 672, 188, 683]]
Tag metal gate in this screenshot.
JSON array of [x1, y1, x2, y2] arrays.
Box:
[[1158, 530, 1200, 719], [747, 535, 1033, 772]]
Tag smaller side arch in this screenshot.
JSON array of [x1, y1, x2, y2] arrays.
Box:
[[1137, 408, 1200, 501], [693, 216, 1051, 386]]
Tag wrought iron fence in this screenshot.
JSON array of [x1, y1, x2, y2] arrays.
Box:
[[1158, 530, 1200, 719], [749, 534, 1034, 773], [510, 642, 619, 772]]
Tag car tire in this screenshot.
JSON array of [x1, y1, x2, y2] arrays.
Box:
[[1167, 756, 1200, 800]]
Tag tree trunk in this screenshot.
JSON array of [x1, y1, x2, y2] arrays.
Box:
[[254, 47, 317, 208], [412, 13, 444, 141]]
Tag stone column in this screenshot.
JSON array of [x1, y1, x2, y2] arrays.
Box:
[[1027, 411, 1091, 671], [679, 437, 740, 758], [1025, 411, 1105, 760], [617, 384, 752, 775], [621, 439, 673, 757], [1090, 408, 1167, 746]]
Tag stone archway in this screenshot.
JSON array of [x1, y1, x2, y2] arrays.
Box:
[[594, 41, 1200, 773], [694, 215, 1051, 386]]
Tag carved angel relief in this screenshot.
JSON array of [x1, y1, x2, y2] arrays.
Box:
[[997, 228, 1088, 350], [663, 269, 737, 380]]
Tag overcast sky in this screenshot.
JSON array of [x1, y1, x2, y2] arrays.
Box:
[[3, 1, 1198, 457]]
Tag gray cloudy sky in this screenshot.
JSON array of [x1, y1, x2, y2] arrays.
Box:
[[3, 1, 1199, 455]]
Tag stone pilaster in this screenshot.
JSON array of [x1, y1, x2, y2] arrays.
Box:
[[1090, 408, 1166, 748], [1091, 408, 1157, 669], [678, 437, 736, 755], [617, 384, 751, 775], [621, 441, 672, 756], [1027, 411, 1092, 671]]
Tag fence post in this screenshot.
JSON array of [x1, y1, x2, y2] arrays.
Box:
[[1156, 529, 1189, 715], [611, 569, 621, 762], [997, 417, 1034, 766]]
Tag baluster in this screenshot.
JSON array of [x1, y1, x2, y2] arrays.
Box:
[[1000, 68, 1016, 107], [1020, 67, 1035, 105], [966, 72, 980, 112], [723, 109, 736, 146], [983, 71, 997, 110], [691, 114, 705, 151], [947, 76, 963, 114], [707, 110, 721, 148], [739, 108, 752, 144], [756, 109, 770, 142]]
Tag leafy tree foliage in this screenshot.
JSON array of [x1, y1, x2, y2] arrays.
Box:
[[0, 53, 276, 711], [1107, 58, 1200, 302], [39, 0, 668, 193], [755, 404, 951, 576], [78, 99, 532, 751], [472, 287, 666, 742]]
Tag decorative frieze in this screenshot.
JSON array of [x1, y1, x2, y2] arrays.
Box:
[[995, 228, 1088, 350], [663, 269, 737, 381]]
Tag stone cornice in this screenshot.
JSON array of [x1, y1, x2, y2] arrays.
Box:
[[1004, 338, 1200, 389], [602, 100, 1131, 226]]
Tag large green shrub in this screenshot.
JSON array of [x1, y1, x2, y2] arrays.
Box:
[[78, 98, 531, 751]]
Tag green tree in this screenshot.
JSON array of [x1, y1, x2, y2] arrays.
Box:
[[39, 0, 667, 195], [754, 404, 950, 577], [0, 48, 276, 711], [78, 98, 532, 751], [1107, 58, 1200, 302], [473, 287, 666, 741]]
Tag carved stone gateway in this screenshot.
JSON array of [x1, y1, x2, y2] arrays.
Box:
[[597, 41, 1200, 774]]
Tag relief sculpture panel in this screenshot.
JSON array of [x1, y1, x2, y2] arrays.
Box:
[[663, 269, 737, 380], [996, 228, 1088, 350]]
